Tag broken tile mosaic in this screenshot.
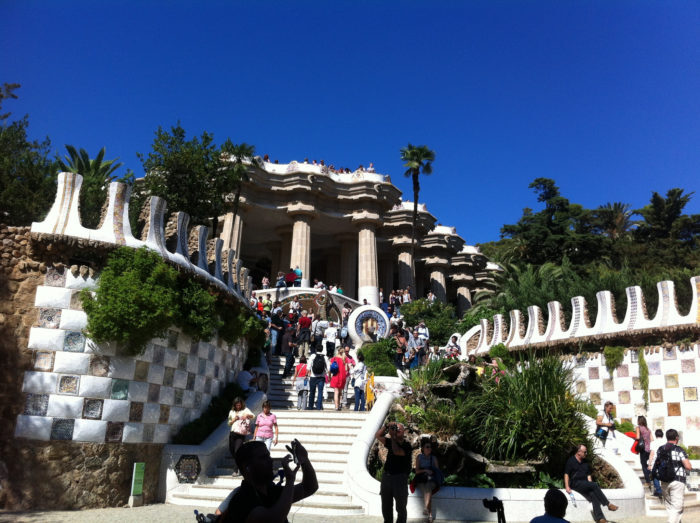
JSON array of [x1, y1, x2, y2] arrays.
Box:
[[667, 402, 681, 416], [38, 308, 61, 329], [648, 362, 661, 375], [142, 424, 155, 443], [665, 374, 679, 388], [616, 364, 629, 378], [650, 389, 664, 403], [58, 375, 80, 395], [24, 393, 49, 416], [111, 379, 129, 400], [129, 402, 144, 422], [159, 405, 170, 424], [148, 383, 160, 403], [681, 359, 696, 373], [134, 360, 150, 381], [588, 367, 599, 380], [45, 266, 66, 287], [51, 418, 75, 440], [152, 344, 166, 366], [69, 291, 83, 311], [89, 356, 110, 377], [63, 331, 86, 353], [174, 389, 184, 406], [83, 398, 103, 420], [105, 421, 124, 443], [34, 351, 55, 372], [163, 367, 175, 387], [684, 387, 698, 402], [178, 353, 188, 371]]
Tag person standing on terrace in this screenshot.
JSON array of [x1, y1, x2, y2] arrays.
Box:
[[375, 422, 411, 523]]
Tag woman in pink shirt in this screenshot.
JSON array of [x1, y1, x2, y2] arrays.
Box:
[[253, 400, 278, 450]]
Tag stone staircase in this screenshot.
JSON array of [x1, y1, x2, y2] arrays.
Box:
[[619, 439, 700, 517], [168, 355, 370, 516]]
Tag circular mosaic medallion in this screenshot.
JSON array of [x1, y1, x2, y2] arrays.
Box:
[[175, 454, 201, 484], [347, 305, 390, 348]]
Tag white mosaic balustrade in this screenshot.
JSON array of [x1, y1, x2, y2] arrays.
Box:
[[15, 266, 246, 444]]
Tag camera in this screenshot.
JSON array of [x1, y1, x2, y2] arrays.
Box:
[[483, 497, 506, 523], [388, 423, 397, 432], [285, 438, 300, 464]]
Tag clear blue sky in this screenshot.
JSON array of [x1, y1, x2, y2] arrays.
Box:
[[3, 1, 699, 245]]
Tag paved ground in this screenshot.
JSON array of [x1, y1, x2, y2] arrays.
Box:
[[3, 503, 699, 523]]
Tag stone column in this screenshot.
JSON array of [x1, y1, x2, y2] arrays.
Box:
[[397, 246, 415, 296], [339, 233, 357, 300], [289, 214, 312, 287], [220, 212, 243, 255], [456, 285, 472, 316], [356, 221, 380, 306], [429, 265, 448, 303]]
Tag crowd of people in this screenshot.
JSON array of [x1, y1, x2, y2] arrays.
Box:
[[261, 155, 377, 175]]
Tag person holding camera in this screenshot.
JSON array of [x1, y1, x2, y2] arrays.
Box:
[[375, 422, 412, 523], [220, 439, 318, 523]]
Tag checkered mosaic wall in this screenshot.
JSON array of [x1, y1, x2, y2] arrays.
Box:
[[572, 344, 700, 447], [15, 266, 246, 444]]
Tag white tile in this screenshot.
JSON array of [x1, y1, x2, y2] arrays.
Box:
[[28, 328, 66, 351], [102, 399, 130, 422], [65, 271, 97, 290], [47, 395, 83, 418], [163, 349, 178, 368], [35, 286, 72, 308], [14, 415, 52, 440], [187, 355, 198, 373], [128, 381, 149, 402], [159, 386, 175, 406], [182, 390, 195, 408], [122, 422, 144, 443], [78, 376, 112, 398], [173, 370, 188, 389], [22, 371, 58, 394], [108, 357, 136, 380], [147, 364, 165, 385], [153, 424, 171, 444], [142, 403, 161, 424], [168, 406, 185, 425], [58, 309, 88, 331], [53, 352, 90, 374], [73, 419, 107, 442]]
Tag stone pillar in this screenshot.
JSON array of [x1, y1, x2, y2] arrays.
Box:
[[429, 266, 448, 303], [339, 233, 357, 300], [220, 213, 243, 255], [357, 223, 379, 306], [289, 214, 311, 287], [457, 285, 472, 316], [397, 247, 415, 296], [276, 226, 292, 279]]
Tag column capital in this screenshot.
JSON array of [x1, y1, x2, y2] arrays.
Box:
[[350, 210, 382, 227], [287, 202, 317, 219], [423, 255, 450, 268]]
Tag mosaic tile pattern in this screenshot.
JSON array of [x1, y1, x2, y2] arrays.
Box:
[[51, 418, 75, 440], [142, 423, 155, 443], [159, 405, 170, 424], [83, 398, 103, 420], [178, 353, 188, 370], [619, 391, 631, 404], [111, 379, 129, 400], [148, 384, 161, 403], [134, 361, 150, 381], [35, 351, 55, 371], [603, 379, 614, 392], [588, 367, 599, 380], [665, 374, 679, 388], [186, 373, 195, 391], [163, 367, 175, 387], [152, 344, 165, 366], [63, 331, 85, 352], [650, 389, 664, 403], [668, 402, 681, 416], [130, 402, 144, 422], [45, 267, 67, 287], [681, 359, 696, 373], [663, 347, 676, 360], [69, 291, 83, 311], [616, 364, 629, 378], [632, 377, 641, 390], [174, 389, 184, 406], [648, 361, 661, 375], [58, 375, 79, 394], [105, 421, 124, 442], [38, 308, 61, 329], [89, 356, 110, 377], [684, 387, 698, 402], [25, 393, 49, 416]]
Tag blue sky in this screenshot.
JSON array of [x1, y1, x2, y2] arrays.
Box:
[[2, 1, 699, 245]]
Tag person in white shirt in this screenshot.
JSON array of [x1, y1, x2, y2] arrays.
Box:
[[324, 322, 338, 358], [416, 321, 430, 344], [352, 352, 368, 411], [647, 428, 665, 498]]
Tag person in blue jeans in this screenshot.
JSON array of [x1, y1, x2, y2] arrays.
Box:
[[647, 428, 665, 497], [307, 352, 328, 410], [353, 352, 367, 411]]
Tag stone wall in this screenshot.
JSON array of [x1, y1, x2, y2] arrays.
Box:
[[0, 223, 248, 509]]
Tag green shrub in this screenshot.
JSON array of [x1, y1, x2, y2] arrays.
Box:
[[399, 299, 458, 345], [615, 420, 634, 433], [638, 349, 649, 409], [603, 346, 625, 378], [241, 311, 267, 348], [172, 382, 245, 444], [218, 301, 244, 344], [81, 247, 178, 355], [489, 343, 515, 369], [176, 278, 222, 341], [360, 338, 397, 376]]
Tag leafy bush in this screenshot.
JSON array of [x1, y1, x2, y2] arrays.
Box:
[[82, 247, 178, 355], [638, 349, 649, 409], [615, 420, 634, 433], [399, 299, 458, 345], [360, 338, 397, 377], [460, 352, 594, 476], [489, 343, 515, 369], [176, 278, 222, 341], [603, 346, 625, 378], [172, 382, 245, 444]]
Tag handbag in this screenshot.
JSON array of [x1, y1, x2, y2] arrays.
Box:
[[232, 418, 251, 436], [595, 427, 608, 440]]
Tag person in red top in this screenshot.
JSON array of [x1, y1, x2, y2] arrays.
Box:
[[330, 347, 349, 410], [296, 310, 312, 359], [284, 268, 297, 287]]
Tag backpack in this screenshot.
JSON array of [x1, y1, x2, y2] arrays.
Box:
[[330, 359, 339, 376], [652, 444, 677, 483], [312, 354, 326, 375]]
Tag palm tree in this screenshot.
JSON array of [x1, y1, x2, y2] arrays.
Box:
[[58, 146, 123, 228], [595, 202, 633, 240], [400, 143, 435, 268], [219, 140, 261, 233]]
